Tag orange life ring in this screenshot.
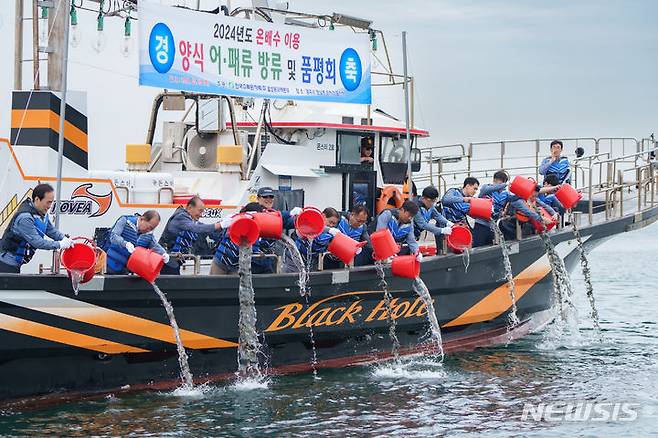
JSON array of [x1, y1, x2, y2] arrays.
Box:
[[376, 186, 404, 214]]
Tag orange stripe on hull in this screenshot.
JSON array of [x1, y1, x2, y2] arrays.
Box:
[[0, 313, 148, 354], [443, 255, 552, 327], [0, 291, 237, 349]]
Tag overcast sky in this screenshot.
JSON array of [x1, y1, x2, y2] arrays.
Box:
[[1, 0, 656, 170]]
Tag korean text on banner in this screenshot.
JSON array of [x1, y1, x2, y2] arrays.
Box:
[[138, 2, 372, 104]]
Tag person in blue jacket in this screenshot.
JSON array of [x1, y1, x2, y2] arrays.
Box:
[[210, 201, 303, 275], [282, 207, 341, 273], [105, 210, 167, 275], [473, 171, 511, 247], [323, 204, 371, 268], [413, 186, 453, 249], [0, 183, 73, 273], [499, 186, 558, 239], [539, 140, 571, 184], [441, 177, 480, 224], [375, 200, 420, 258], [538, 174, 565, 216], [159, 196, 231, 275]]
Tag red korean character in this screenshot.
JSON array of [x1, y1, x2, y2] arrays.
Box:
[[179, 40, 192, 71], [256, 28, 265, 45], [264, 30, 273, 46], [292, 33, 300, 50], [193, 42, 204, 72], [272, 31, 281, 48]]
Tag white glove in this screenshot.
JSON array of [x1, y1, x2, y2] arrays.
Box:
[[328, 227, 340, 236], [58, 237, 74, 249], [441, 227, 453, 235], [162, 253, 170, 264], [355, 247, 362, 255], [445, 220, 454, 228], [125, 242, 135, 253], [416, 252, 424, 262], [220, 216, 234, 229], [289, 207, 303, 217]]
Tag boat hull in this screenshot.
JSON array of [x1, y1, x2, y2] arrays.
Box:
[[0, 206, 655, 403]]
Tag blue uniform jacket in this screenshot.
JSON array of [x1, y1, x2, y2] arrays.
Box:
[[376, 209, 418, 254]]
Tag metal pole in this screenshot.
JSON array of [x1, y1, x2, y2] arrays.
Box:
[[54, 0, 70, 229], [402, 31, 412, 193], [32, 0, 39, 90], [14, 0, 23, 89]]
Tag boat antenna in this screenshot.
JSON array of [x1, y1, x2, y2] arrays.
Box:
[[402, 31, 412, 196], [54, 0, 70, 229]]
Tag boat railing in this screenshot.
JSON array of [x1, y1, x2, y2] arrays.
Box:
[[574, 147, 658, 224], [416, 137, 658, 226]]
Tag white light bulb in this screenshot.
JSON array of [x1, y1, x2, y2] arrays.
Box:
[[70, 24, 81, 48], [91, 30, 106, 53], [120, 35, 133, 58]]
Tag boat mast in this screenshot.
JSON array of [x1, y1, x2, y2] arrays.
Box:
[[402, 31, 412, 194]]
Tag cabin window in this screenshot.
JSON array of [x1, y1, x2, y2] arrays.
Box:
[[379, 134, 414, 184], [337, 132, 363, 165]]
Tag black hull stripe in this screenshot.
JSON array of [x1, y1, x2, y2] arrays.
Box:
[[10, 127, 88, 169], [12, 91, 87, 134]]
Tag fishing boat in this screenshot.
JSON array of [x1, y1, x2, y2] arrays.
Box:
[[1, 1, 657, 403]]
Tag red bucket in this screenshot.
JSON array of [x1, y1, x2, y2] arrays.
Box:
[[531, 207, 557, 233], [447, 224, 472, 254], [510, 176, 537, 200], [61, 237, 97, 284], [127, 247, 165, 284], [229, 214, 260, 246], [370, 229, 400, 260], [468, 197, 492, 221], [555, 184, 582, 210], [327, 233, 365, 265], [419, 245, 437, 256], [295, 207, 325, 239], [251, 210, 283, 239], [391, 255, 421, 279]]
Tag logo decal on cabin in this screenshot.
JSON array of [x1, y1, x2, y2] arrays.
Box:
[[51, 183, 112, 217]]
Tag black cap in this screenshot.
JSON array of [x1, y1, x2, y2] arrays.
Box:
[[257, 187, 275, 197]]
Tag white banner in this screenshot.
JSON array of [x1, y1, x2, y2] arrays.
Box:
[[138, 2, 372, 104]]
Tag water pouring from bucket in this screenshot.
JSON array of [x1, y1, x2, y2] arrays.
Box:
[[389, 255, 444, 359], [491, 220, 520, 335], [328, 233, 367, 266], [60, 236, 97, 294], [236, 245, 266, 382], [229, 214, 260, 247], [294, 207, 325, 239], [446, 224, 472, 254], [125, 248, 195, 390]]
